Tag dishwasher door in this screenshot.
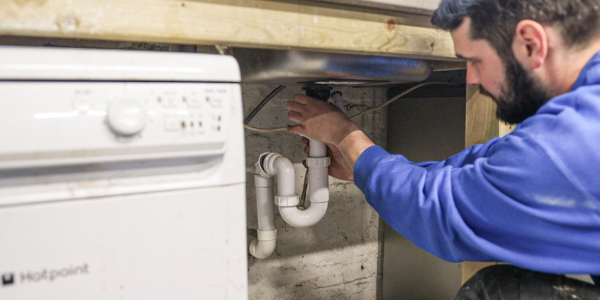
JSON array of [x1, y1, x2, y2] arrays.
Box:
[[0, 184, 247, 300]]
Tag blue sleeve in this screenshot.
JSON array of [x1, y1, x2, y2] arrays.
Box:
[[354, 130, 600, 274], [415, 138, 501, 169]]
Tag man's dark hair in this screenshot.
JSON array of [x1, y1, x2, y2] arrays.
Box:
[[432, 0, 600, 56]]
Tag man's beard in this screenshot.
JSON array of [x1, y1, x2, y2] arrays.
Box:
[[479, 53, 551, 124]]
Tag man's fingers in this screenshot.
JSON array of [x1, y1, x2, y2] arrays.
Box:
[[287, 111, 303, 123], [293, 94, 313, 104], [301, 137, 310, 154], [286, 100, 305, 112], [287, 125, 305, 135]]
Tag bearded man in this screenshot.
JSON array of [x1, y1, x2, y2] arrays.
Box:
[[286, 0, 600, 298]]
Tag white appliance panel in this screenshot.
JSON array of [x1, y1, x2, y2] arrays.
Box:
[[0, 185, 247, 300], [0, 82, 233, 169]]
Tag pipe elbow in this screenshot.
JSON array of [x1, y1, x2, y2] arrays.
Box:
[[249, 229, 277, 259], [272, 156, 294, 178], [262, 153, 296, 197], [278, 202, 328, 228], [261, 153, 294, 177]]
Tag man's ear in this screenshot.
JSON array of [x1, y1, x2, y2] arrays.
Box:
[[512, 20, 548, 70]]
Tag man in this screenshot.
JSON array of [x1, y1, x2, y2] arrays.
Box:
[[287, 0, 600, 298]]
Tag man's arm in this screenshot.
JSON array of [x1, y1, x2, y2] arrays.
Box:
[[287, 94, 501, 178]]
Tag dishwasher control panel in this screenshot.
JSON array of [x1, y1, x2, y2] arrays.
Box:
[[0, 82, 238, 169]]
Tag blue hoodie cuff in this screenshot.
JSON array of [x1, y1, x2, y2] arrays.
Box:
[[353, 145, 389, 192]]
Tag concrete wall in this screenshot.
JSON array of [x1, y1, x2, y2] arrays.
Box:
[[244, 85, 387, 300], [0, 37, 387, 300]]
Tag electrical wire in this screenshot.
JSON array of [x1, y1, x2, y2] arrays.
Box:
[[244, 123, 288, 132], [243, 82, 459, 133], [244, 85, 286, 125]]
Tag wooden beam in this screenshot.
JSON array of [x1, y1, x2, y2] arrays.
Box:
[[315, 0, 442, 15], [0, 0, 456, 59]]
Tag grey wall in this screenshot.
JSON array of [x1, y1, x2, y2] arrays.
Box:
[[384, 97, 465, 300]]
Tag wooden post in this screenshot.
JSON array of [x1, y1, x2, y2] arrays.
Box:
[[461, 85, 514, 284]]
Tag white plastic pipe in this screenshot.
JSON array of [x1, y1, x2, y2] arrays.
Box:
[[250, 153, 298, 259], [279, 202, 328, 227], [254, 175, 275, 231], [249, 173, 277, 259], [308, 139, 329, 204], [309, 138, 327, 157], [277, 138, 330, 227], [249, 229, 276, 259], [277, 138, 331, 227], [307, 92, 334, 207], [332, 91, 344, 110]]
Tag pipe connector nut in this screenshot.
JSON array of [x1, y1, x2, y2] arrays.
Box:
[[257, 229, 277, 241], [275, 194, 299, 207], [306, 157, 331, 168], [254, 152, 272, 178], [254, 152, 281, 178]]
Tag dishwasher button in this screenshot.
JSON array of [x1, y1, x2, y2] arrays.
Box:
[[164, 118, 181, 131], [107, 100, 147, 136], [207, 95, 222, 107], [162, 95, 179, 107], [187, 95, 203, 107], [74, 98, 92, 112]]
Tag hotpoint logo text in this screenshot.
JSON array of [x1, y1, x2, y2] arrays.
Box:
[[2, 264, 89, 287]]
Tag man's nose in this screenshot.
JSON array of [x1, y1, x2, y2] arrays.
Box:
[[466, 65, 480, 86]]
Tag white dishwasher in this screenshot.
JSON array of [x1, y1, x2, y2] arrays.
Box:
[[0, 46, 248, 300]]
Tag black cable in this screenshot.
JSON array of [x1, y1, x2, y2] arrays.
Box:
[[244, 85, 286, 125]]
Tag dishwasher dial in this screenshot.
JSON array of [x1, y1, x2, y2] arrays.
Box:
[[107, 100, 147, 136]]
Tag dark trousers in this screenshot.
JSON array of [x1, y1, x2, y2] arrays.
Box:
[[456, 265, 600, 300]]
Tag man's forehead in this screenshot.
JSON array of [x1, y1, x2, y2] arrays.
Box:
[[450, 17, 488, 59]]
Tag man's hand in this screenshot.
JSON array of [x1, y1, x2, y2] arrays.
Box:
[[287, 94, 376, 181], [287, 94, 358, 146]]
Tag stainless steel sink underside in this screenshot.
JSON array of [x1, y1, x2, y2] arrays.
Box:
[[233, 48, 434, 87]]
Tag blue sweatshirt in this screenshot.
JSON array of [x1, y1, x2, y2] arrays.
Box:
[[354, 51, 600, 275]]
